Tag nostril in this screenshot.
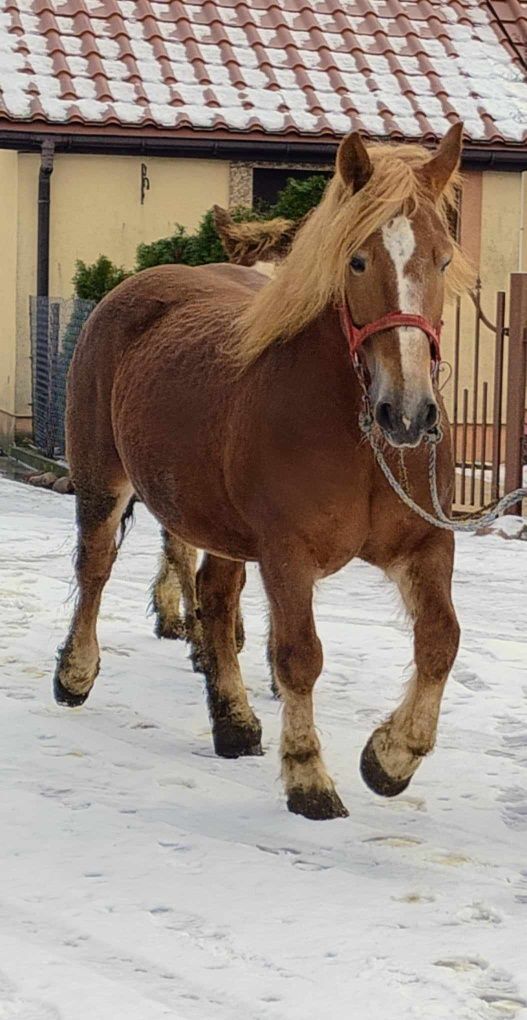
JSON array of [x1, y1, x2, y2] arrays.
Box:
[[424, 401, 438, 431], [375, 401, 395, 433]]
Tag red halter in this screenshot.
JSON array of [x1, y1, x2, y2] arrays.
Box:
[[338, 304, 442, 368]]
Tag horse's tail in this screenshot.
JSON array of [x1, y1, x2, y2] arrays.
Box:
[[118, 495, 137, 549]]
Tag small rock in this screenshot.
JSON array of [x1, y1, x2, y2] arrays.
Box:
[[28, 472, 57, 489], [53, 475, 74, 495]]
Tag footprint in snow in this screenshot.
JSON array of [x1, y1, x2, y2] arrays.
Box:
[[393, 892, 435, 904], [496, 717, 527, 753], [456, 902, 502, 926], [157, 775, 197, 788], [378, 795, 426, 813], [513, 869, 527, 904], [496, 786, 527, 831], [429, 851, 473, 867], [475, 967, 526, 1017], [363, 835, 423, 848], [100, 645, 131, 657], [4, 688, 36, 701], [486, 748, 516, 761], [293, 859, 331, 872], [256, 845, 302, 857], [0, 970, 61, 1020], [434, 958, 526, 1017], [434, 957, 488, 973], [501, 733, 527, 750], [453, 668, 491, 692]]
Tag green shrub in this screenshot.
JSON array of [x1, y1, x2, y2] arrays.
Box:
[[136, 210, 225, 270], [135, 225, 192, 271], [136, 208, 258, 271], [73, 255, 130, 303], [270, 175, 328, 220], [72, 175, 328, 302], [185, 208, 226, 266]]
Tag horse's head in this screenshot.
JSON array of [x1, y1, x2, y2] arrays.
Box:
[[339, 124, 463, 448]]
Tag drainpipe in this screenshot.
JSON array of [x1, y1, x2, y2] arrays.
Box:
[[35, 138, 55, 455], [37, 138, 55, 296], [518, 170, 526, 272]]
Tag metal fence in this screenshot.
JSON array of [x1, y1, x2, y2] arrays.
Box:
[[30, 296, 95, 457], [445, 273, 527, 514]]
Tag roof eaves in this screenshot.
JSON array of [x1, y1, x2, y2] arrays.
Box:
[[1, 123, 527, 171]]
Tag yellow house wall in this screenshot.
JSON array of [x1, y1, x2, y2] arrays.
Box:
[[11, 153, 230, 425], [441, 170, 523, 424], [480, 171, 522, 294], [49, 154, 230, 297], [15, 154, 39, 434], [0, 150, 19, 444]]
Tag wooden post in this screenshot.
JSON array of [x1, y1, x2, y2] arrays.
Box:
[[504, 273, 527, 513], [491, 291, 505, 500]]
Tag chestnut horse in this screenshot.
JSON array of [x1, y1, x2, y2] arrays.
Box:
[[55, 124, 474, 820]]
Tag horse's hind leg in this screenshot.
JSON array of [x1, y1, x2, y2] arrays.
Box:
[[361, 533, 460, 797], [153, 530, 199, 641], [197, 553, 261, 758], [54, 477, 133, 706], [153, 532, 244, 659]]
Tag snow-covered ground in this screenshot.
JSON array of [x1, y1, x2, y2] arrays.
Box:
[[0, 477, 526, 1020]]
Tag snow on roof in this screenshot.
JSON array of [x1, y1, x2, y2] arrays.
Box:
[[0, 0, 526, 144]]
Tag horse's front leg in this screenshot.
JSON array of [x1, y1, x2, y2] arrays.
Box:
[[361, 533, 460, 796], [262, 550, 348, 820]]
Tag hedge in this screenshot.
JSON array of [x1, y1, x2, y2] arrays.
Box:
[[73, 173, 328, 302]]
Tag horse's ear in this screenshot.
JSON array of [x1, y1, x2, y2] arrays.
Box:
[[212, 205, 239, 261], [419, 122, 463, 198], [212, 204, 232, 235], [337, 132, 373, 192]]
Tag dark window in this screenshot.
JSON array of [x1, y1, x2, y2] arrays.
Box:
[[252, 167, 330, 208]]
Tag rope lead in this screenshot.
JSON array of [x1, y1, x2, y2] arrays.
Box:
[[360, 413, 527, 533]]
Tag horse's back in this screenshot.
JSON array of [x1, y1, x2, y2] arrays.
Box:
[[73, 262, 266, 362]]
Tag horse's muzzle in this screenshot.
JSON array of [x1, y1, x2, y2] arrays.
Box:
[[375, 396, 438, 448]]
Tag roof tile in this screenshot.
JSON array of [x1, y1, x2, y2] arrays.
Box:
[[0, 0, 526, 143]]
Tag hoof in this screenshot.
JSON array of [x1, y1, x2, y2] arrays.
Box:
[[212, 718, 263, 759], [53, 671, 90, 707], [287, 787, 349, 821], [360, 737, 412, 798], [155, 615, 186, 640]]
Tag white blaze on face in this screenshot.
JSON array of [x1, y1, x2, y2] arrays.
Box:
[[381, 215, 431, 410]]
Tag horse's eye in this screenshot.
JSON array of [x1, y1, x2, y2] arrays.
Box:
[[440, 257, 452, 273], [350, 254, 366, 273]]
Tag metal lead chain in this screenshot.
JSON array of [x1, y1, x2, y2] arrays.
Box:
[[355, 377, 526, 533]]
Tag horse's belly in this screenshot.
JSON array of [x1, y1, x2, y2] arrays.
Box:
[[135, 483, 258, 562], [112, 365, 258, 560]]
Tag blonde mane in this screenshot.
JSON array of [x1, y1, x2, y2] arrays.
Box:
[[232, 142, 475, 367]]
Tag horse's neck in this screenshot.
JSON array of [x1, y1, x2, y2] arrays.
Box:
[[264, 306, 362, 414]]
